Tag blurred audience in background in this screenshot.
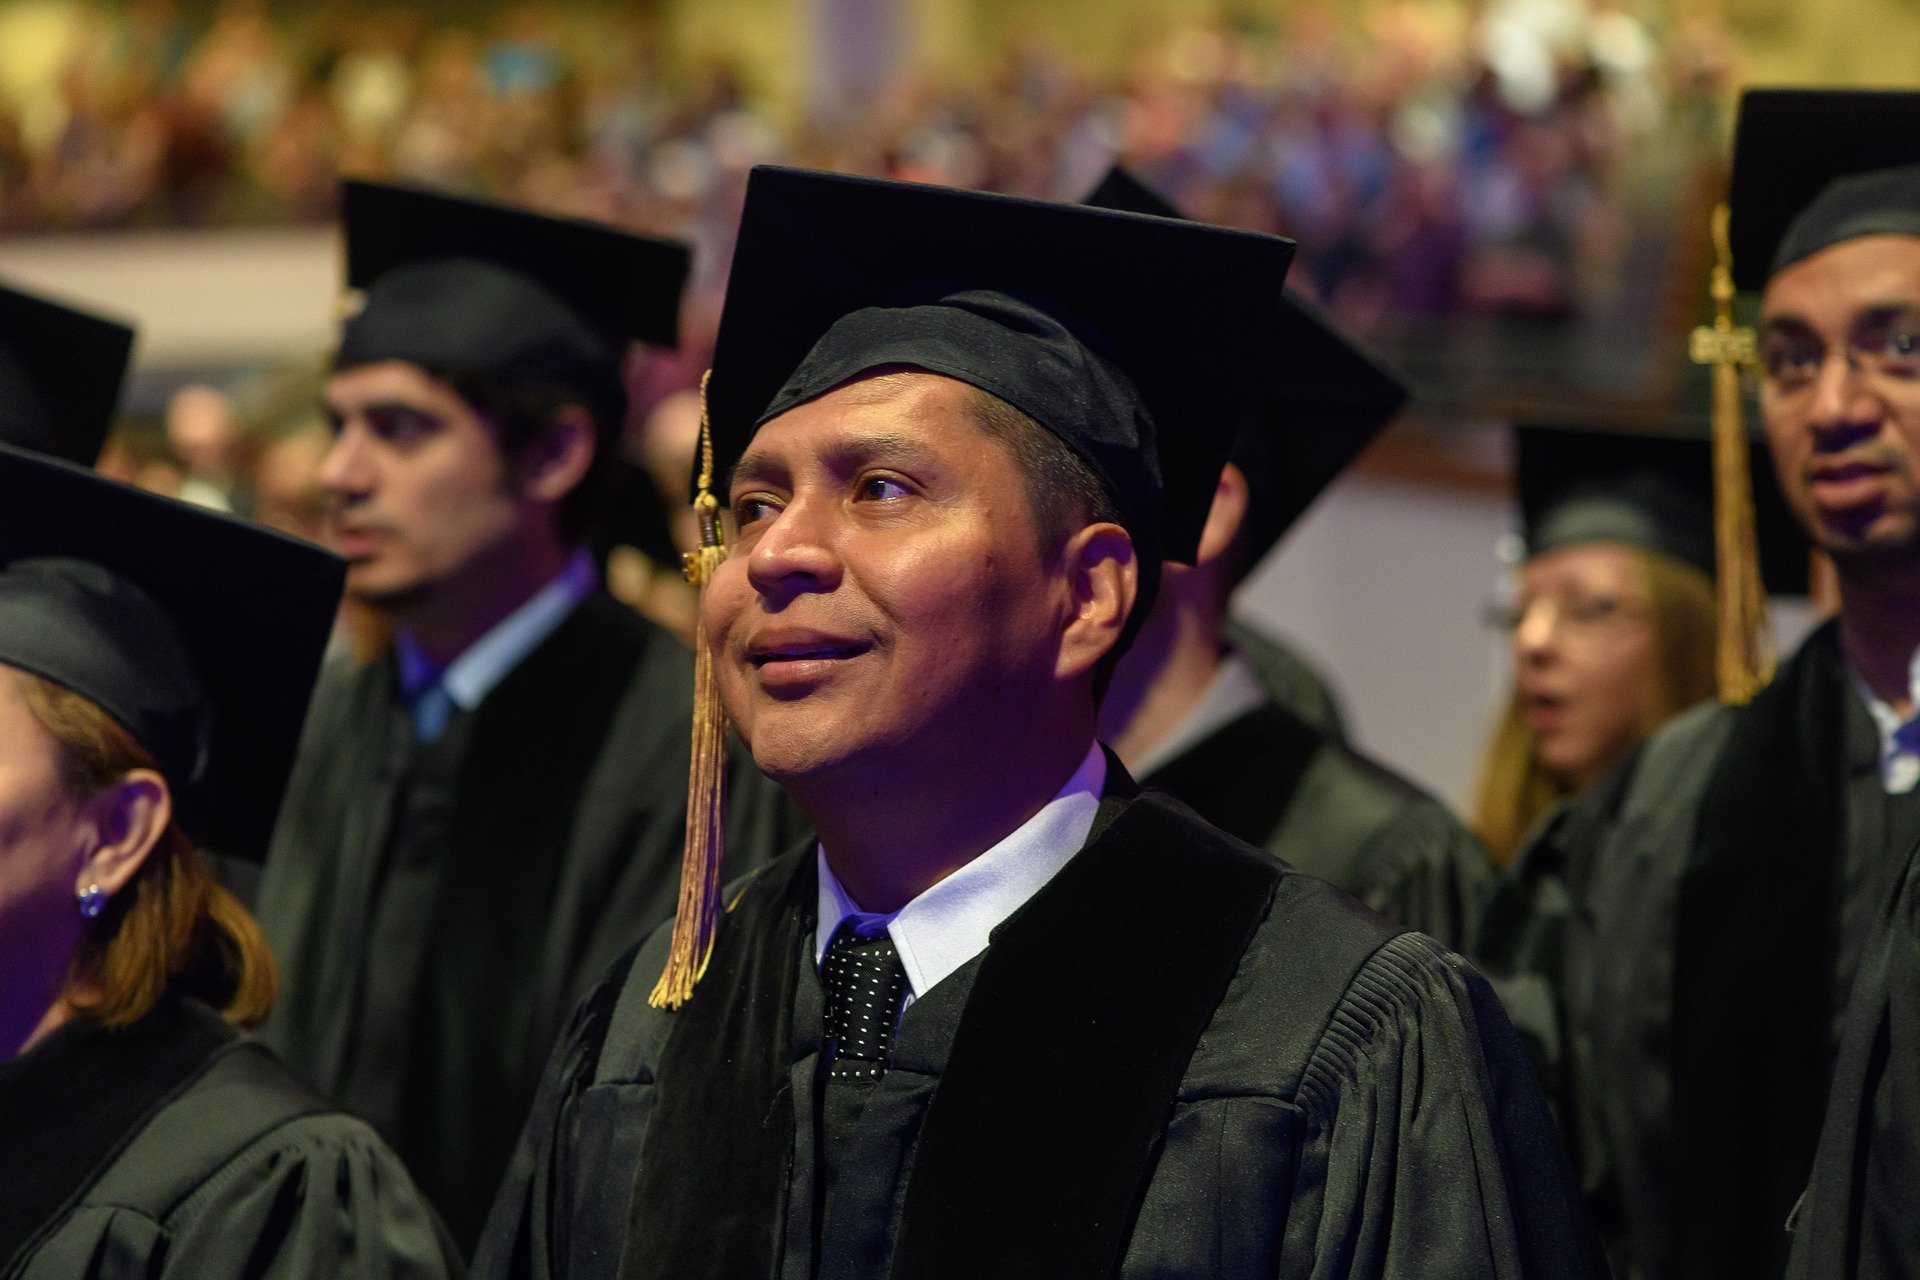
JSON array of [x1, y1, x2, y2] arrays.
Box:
[[0, 0, 1740, 345]]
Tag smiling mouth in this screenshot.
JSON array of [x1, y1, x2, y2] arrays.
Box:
[[749, 643, 871, 667]]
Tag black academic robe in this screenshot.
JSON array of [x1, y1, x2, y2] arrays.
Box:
[[1477, 619, 1920, 1280], [1786, 821, 1920, 1279], [1225, 616, 1346, 741], [0, 991, 461, 1280], [475, 764, 1604, 1280], [1150, 622, 1492, 950], [256, 593, 800, 1250]]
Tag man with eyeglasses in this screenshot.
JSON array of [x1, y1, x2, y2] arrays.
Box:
[[1486, 90, 1920, 1280]]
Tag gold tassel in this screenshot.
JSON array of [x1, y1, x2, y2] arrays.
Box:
[[650, 370, 731, 1009], [1689, 203, 1773, 704]]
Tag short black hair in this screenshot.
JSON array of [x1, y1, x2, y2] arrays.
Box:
[[436, 368, 623, 547], [959, 383, 1156, 694]]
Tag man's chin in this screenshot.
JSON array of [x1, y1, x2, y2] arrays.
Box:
[[344, 568, 430, 614], [1812, 509, 1920, 569]]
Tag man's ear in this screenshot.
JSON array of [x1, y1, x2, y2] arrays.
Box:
[[518, 406, 598, 505], [1056, 522, 1138, 682], [74, 770, 171, 902], [1195, 462, 1251, 567]]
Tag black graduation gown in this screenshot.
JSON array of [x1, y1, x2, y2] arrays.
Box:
[[0, 992, 461, 1280], [255, 593, 801, 1249], [1786, 816, 1920, 1279], [475, 765, 1604, 1280], [1477, 619, 1920, 1280], [1224, 616, 1347, 741], [1146, 621, 1492, 950]]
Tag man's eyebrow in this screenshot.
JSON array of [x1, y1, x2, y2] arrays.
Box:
[[728, 431, 940, 492]]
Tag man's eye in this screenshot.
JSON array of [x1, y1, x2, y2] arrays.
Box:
[[733, 495, 780, 524], [1761, 338, 1822, 382], [859, 476, 910, 501], [364, 408, 438, 444]]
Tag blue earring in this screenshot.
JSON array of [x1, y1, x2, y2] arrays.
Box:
[[77, 883, 108, 920]]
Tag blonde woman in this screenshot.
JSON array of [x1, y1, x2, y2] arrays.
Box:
[[0, 446, 461, 1279], [1473, 433, 1722, 867]]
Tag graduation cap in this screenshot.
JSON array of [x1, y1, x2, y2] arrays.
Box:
[[705, 165, 1297, 568], [0, 444, 345, 859], [1515, 424, 1809, 595], [1082, 167, 1406, 571], [335, 181, 692, 426], [0, 279, 135, 467], [651, 165, 1296, 1011], [1727, 89, 1920, 292]]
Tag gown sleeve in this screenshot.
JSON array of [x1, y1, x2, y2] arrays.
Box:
[[155, 1111, 465, 1280], [1356, 796, 1494, 954], [472, 942, 651, 1280], [1280, 932, 1607, 1280]]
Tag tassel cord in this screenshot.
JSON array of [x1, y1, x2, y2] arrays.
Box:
[[651, 373, 734, 1009]]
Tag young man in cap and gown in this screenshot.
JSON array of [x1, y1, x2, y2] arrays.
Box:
[[1489, 88, 1920, 1280], [475, 166, 1603, 1280], [254, 182, 798, 1249], [1756, 99, 1920, 1280], [1087, 168, 1493, 949]]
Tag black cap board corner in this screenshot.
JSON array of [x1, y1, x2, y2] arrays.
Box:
[[1515, 423, 1808, 596], [707, 165, 1298, 564], [1082, 164, 1408, 562], [0, 278, 136, 467], [341, 179, 692, 346], [0, 444, 345, 859], [1727, 88, 1920, 292]]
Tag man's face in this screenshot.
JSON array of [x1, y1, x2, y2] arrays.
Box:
[[704, 372, 1078, 788], [319, 361, 525, 607], [1759, 234, 1920, 564]]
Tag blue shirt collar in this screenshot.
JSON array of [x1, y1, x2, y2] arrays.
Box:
[[395, 548, 598, 710]]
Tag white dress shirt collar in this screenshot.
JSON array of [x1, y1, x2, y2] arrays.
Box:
[[396, 548, 598, 710], [1849, 645, 1920, 795], [814, 741, 1107, 1003], [1129, 648, 1268, 780]]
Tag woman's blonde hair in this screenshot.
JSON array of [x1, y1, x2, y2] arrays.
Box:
[[19, 672, 276, 1028], [1472, 547, 1718, 867]]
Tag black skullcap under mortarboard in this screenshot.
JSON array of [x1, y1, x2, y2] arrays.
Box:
[[0, 444, 345, 859], [335, 181, 692, 427], [706, 166, 1297, 570], [1083, 168, 1407, 571], [1516, 424, 1808, 595], [1728, 89, 1920, 292], [0, 279, 135, 466]]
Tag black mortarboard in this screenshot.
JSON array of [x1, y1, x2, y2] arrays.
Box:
[[1082, 168, 1406, 568], [706, 166, 1297, 572], [1728, 89, 1920, 291], [1516, 424, 1808, 594], [336, 181, 692, 426], [0, 279, 135, 466], [0, 444, 345, 858]]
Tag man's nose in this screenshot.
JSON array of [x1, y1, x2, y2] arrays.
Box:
[[1806, 352, 1884, 450], [317, 425, 372, 501], [746, 496, 843, 602]]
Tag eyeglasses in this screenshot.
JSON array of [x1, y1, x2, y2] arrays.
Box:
[[1758, 307, 1920, 396], [1483, 593, 1649, 636]]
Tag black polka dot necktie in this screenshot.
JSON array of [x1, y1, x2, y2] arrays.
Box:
[[821, 923, 909, 1081]]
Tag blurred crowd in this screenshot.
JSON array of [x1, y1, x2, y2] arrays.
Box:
[[2, 0, 1744, 342]]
